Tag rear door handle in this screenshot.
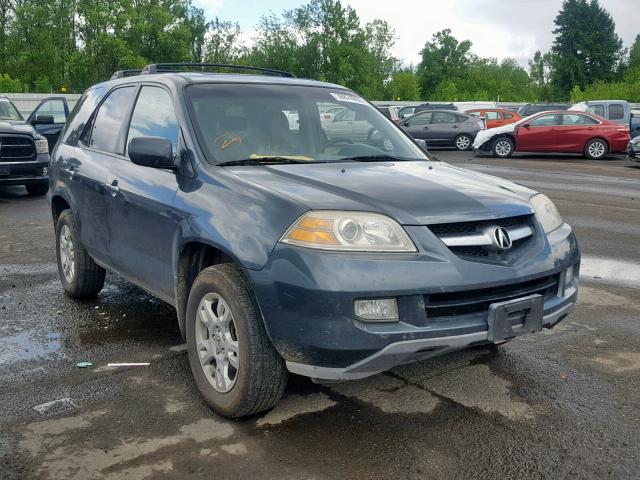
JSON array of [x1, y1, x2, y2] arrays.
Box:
[[452, 125, 459, 129]]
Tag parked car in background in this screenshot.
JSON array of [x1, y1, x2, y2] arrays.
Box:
[[467, 108, 522, 129], [400, 109, 484, 150], [518, 103, 570, 117], [49, 63, 580, 417], [474, 110, 630, 159], [0, 96, 51, 195], [26, 97, 70, 152], [376, 105, 400, 122], [397, 103, 457, 119], [628, 135, 640, 162], [571, 100, 640, 139]]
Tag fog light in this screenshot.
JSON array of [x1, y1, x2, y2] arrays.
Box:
[[354, 298, 398, 322], [564, 265, 574, 288], [41, 167, 48, 176]]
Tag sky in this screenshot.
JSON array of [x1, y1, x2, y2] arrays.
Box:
[[192, 0, 638, 67]]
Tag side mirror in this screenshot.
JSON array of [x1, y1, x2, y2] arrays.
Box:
[[415, 138, 428, 152], [521, 123, 530, 129], [128, 137, 175, 169], [31, 114, 55, 125]]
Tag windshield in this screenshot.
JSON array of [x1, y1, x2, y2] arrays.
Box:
[[186, 84, 428, 165], [0, 99, 23, 121]]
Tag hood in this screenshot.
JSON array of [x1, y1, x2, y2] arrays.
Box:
[[225, 161, 535, 225], [0, 120, 35, 136], [473, 123, 517, 149]]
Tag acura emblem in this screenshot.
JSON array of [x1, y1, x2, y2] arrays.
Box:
[[494, 227, 512, 250]]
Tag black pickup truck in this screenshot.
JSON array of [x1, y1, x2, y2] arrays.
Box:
[[0, 96, 68, 196]]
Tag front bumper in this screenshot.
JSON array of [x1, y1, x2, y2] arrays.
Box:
[[248, 223, 580, 380], [0, 155, 49, 186]]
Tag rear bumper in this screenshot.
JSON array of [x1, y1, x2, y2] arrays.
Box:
[[248, 222, 580, 380], [0, 155, 49, 186]]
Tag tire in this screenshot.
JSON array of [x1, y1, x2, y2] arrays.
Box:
[[454, 134, 472, 151], [492, 137, 514, 158], [55, 210, 106, 298], [186, 264, 287, 418], [584, 138, 608, 160], [25, 182, 49, 196]]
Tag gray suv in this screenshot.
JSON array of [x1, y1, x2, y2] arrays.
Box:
[[49, 63, 580, 417], [399, 109, 484, 150]]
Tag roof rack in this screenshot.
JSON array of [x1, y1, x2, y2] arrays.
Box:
[[111, 69, 143, 80], [140, 63, 296, 78]]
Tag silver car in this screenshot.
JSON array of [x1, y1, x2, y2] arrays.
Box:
[[400, 109, 485, 150]]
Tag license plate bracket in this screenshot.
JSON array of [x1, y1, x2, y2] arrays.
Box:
[[0, 165, 9, 176], [487, 294, 543, 343]]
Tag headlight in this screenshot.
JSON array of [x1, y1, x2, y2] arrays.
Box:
[[530, 194, 563, 233], [281, 211, 416, 252], [35, 138, 49, 154]]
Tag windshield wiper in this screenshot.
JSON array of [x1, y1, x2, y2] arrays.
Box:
[[217, 156, 315, 167], [340, 155, 420, 162]]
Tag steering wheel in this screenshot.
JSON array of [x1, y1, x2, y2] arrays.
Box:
[[322, 137, 354, 151]]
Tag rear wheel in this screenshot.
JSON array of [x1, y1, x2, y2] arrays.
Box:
[[25, 182, 48, 196], [584, 138, 608, 160], [186, 264, 287, 418], [492, 137, 514, 158], [55, 210, 106, 298], [454, 134, 472, 151]]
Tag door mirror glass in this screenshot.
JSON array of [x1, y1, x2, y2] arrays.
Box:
[[128, 137, 175, 169], [31, 114, 55, 125]]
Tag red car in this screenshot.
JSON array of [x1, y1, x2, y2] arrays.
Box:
[[473, 110, 631, 160], [467, 108, 522, 129]]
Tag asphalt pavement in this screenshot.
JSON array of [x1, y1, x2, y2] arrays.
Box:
[[1, 151, 639, 479]]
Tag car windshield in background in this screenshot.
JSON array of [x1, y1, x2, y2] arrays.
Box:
[[186, 84, 428, 165], [0, 100, 22, 121]]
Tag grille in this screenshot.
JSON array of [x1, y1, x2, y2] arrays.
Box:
[[428, 214, 535, 262], [0, 135, 36, 162], [426, 274, 559, 319]]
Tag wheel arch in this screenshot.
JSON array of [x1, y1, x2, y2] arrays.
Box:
[[174, 239, 242, 340]]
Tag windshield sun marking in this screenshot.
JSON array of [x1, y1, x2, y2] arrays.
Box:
[[215, 133, 243, 150]]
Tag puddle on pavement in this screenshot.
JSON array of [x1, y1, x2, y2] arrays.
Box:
[[0, 331, 63, 364], [580, 256, 640, 288]]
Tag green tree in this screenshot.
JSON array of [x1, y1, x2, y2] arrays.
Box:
[[416, 29, 472, 99], [385, 70, 420, 100], [551, 0, 624, 98], [629, 34, 640, 71], [0, 73, 22, 92], [204, 17, 244, 64]]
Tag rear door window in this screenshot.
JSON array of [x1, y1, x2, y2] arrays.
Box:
[[587, 105, 605, 117], [87, 86, 135, 154], [484, 111, 500, 120], [431, 112, 457, 124]]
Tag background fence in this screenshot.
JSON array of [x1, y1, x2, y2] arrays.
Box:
[[2, 93, 82, 117]]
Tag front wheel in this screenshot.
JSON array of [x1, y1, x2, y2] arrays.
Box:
[[584, 138, 608, 160], [186, 264, 287, 418], [492, 137, 514, 158], [454, 134, 472, 151]]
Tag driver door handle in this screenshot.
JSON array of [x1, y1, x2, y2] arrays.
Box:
[[107, 180, 120, 197], [423, 126, 430, 130]]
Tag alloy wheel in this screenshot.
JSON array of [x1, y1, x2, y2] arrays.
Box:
[[495, 140, 512, 157], [59, 224, 75, 283], [195, 293, 239, 393], [588, 141, 606, 159], [456, 135, 471, 150]]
